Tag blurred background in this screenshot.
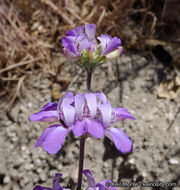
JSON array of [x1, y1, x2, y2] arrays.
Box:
[[0, 0, 180, 189]]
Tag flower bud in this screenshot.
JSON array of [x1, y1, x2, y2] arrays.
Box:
[[106, 46, 123, 61]]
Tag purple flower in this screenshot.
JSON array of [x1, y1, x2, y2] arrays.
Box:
[[62, 24, 97, 61], [97, 34, 122, 56], [83, 169, 116, 190], [30, 92, 135, 154], [33, 173, 71, 190], [30, 92, 75, 154], [62, 24, 123, 68]]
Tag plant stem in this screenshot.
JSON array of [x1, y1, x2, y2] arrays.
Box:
[[76, 136, 86, 190], [76, 70, 92, 190], [86, 71, 92, 93]]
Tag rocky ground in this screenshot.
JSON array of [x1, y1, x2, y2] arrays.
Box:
[[0, 52, 180, 190]]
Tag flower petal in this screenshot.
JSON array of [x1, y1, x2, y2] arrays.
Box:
[[74, 34, 91, 55], [106, 46, 123, 60], [89, 40, 97, 53], [66, 43, 78, 56], [72, 120, 86, 137], [58, 92, 75, 124], [105, 128, 133, 153], [74, 26, 84, 36], [62, 36, 76, 48], [104, 37, 121, 55], [63, 92, 74, 104], [96, 92, 107, 107], [42, 126, 69, 154], [85, 24, 96, 40], [83, 170, 115, 190], [30, 103, 58, 122], [77, 36, 90, 54], [66, 30, 76, 36], [97, 34, 112, 55], [33, 173, 64, 190], [40, 103, 58, 111], [114, 108, 136, 121], [62, 104, 75, 126], [75, 94, 85, 119], [53, 173, 63, 190], [86, 120, 104, 139], [83, 169, 96, 187], [62, 48, 76, 61], [85, 93, 97, 118], [99, 101, 112, 127], [62, 36, 77, 56], [34, 124, 59, 148]]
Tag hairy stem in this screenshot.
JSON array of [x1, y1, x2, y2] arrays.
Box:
[[86, 71, 92, 93], [76, 136, 86, 190]]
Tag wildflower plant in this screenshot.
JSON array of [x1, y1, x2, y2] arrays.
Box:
[[61, 24, 123, 85], [30, 24, 135, 190]]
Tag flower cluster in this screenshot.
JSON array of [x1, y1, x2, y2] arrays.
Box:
[[30, 92, 135, 155], [62, 24, 123, 71], [33, 170, 116, 190]]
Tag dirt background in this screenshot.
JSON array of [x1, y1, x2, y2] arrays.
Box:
[[0, 0, 180, 190]]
